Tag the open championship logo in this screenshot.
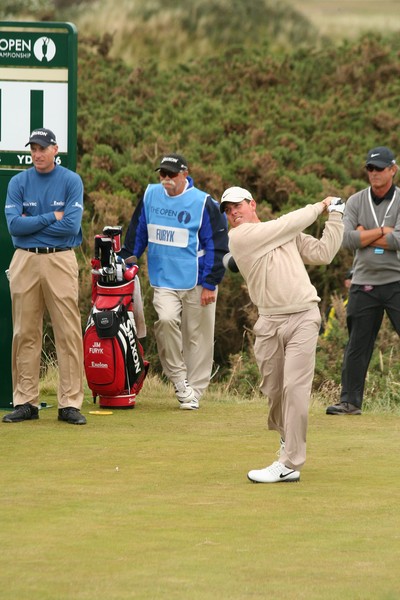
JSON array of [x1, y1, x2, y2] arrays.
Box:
[[33, 37, 56, 62], [178, 210, 191, 224]]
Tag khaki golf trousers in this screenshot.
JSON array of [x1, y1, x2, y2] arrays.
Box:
[[153, 285, 217, 399], [253, 306, 321, 471], [9, 249, 84, 409]]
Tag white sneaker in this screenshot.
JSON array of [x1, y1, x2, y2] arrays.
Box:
[[179, 397, 199, 410], [247, 461, 300, 483], [174, 379, 196, 404]]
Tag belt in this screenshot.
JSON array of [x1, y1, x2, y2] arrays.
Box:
[[18, 247, 71, 254]]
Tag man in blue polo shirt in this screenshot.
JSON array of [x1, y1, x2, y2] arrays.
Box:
[[121, 153, 229, 409], [3, 128, 86, 425]]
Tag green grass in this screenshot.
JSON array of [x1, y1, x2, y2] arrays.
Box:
[[1, 378, 400, 600]]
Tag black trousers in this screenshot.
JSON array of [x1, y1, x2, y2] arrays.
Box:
[[340, 281, 400, 408]]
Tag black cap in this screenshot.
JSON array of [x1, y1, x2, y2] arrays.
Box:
[[155, 153, 188, 173], [25, 128, 57, 148], [365, 146, 396, 168]]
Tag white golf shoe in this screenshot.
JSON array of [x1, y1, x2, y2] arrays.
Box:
[[179, 397, 199, 410], [174, 379, 196, 404], [247, 461, 300, 483]]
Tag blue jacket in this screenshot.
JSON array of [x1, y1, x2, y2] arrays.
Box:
[[121, 177, 229, 290]]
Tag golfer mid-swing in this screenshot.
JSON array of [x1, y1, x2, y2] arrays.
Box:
[[220, 187, 344, 483]]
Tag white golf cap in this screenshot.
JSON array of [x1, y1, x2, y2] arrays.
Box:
[[219, 186, 253, 213]]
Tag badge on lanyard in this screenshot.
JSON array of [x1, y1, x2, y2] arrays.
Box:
[[368, 189, 395, 258]]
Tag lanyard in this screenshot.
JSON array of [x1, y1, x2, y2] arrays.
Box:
[[368, 188, 395, 228]]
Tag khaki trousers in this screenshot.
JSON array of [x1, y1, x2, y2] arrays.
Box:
[[152, 286, 217, 399], [9, 249, 84, 409], [253, 306, 321, 470]]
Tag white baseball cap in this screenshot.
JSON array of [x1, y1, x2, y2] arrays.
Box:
[[220, 186, 253, 213]]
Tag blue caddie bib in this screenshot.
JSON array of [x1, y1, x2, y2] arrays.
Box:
[[143, 183, 207, 290]]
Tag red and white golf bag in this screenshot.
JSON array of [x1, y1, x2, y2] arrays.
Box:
[[84, 226, 149, 408]]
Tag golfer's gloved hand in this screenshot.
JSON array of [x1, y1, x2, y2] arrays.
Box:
[[222, 252, 239, 273], [327, 197, 345, 215]]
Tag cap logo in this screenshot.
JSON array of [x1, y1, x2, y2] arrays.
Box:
[[371, 153, 380, 157]]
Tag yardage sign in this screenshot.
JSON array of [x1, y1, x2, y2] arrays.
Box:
[[0, 21, 78, 409], [0, 21, 77, 169]]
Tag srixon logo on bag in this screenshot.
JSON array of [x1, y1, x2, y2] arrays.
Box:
[[119, 318, 142, 375]]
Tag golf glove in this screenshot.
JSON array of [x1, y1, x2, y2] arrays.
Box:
[[222, 252, 239, 273], [327, 197, 345, 215]]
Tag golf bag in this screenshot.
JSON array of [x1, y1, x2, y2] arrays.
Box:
[[84, 226, 148, 408]]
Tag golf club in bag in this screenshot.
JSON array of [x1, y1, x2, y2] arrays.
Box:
[[83, 226, 149, 408]]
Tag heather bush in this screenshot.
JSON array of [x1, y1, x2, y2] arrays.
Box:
[[71, 31, 400, 389]]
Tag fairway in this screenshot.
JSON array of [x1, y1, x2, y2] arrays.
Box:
[[1, 385, 399, 600]]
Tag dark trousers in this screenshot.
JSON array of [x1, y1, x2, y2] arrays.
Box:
[[340, 282, 400, 408]]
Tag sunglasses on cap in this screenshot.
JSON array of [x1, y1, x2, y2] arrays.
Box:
[[159, 169, 180, 178], [366, 165, 388, 172]]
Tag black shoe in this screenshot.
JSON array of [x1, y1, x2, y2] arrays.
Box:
[[2, 403, 39, 423], [326, 402, 362, 415], [58, 407, 87, 425]]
